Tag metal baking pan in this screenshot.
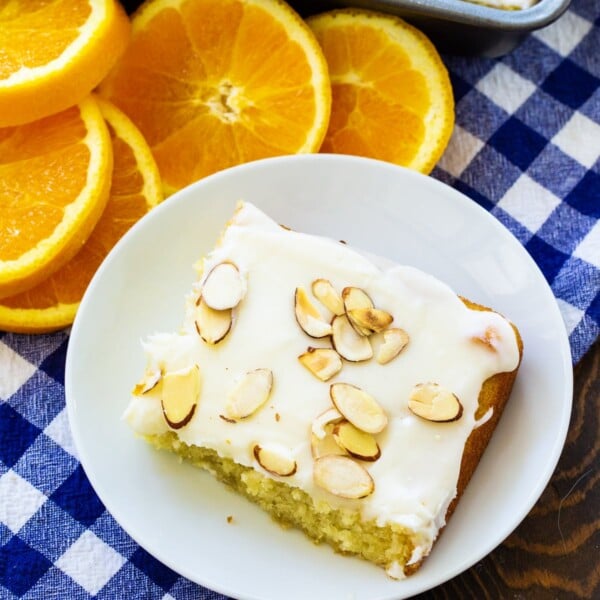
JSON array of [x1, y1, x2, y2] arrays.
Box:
[[290, 0, 572, 57]]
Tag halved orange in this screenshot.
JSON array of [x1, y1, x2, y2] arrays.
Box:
[[99, 0, 331, 195], [307, 9, 454, 174], [0, 97, 163, 333], [0, 0, 130, 127], [0, 96, 113, 299]]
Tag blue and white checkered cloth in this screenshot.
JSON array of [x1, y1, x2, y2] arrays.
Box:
[[1, 0, 599, 597]]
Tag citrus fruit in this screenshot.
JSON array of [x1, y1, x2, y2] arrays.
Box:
[[0, 97, 162, 333], [307, 9, 454, 174], [0, 0, 130, 127], [99, 0, 331, 195], [0, 95, 113, 299]]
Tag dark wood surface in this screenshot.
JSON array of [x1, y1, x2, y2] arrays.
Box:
[[419, 341, 600, 599]]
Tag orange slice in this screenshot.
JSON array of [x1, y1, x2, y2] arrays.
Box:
[[307, 9, 454, 174], [0, 96, 113, 299], [99, 0, 331, 195], [0, 97, 163, 333], [0, 0, 130, 127]]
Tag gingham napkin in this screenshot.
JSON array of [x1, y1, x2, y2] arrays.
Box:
[[1, 0, 598, 597]]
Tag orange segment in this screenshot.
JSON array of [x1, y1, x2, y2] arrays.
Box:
[[99, 0, 331, 195], [0, 98, 163, 333], [0, 96, 113, 298], [0, 0, 130, 126], [307, 9, 454, 174]]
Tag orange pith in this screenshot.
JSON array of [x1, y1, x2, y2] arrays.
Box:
[[0, 96, 113, 298], [99, 0, 331, 195], [307, 9, 454, 174], [0, 98, 163, 333], [0, 0, 130, 126]]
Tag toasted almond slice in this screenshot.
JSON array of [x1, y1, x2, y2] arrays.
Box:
[[311, 430, 347, 459], [331, 314, 373, 362], [295, 287, 332, 338], [313, 455, 374, 499], [347, 308, 393, 333], [132, 367, 162, 395], [311, 407, 344, 439], [333, 421, 381, 461], [194, 297, 233, 345], [312, 279, 344, 316], [330, 383, 388, 434], [342, 286, 373, 336], [376, 328, 409, 364], [253, 443, 297, 477], [202, 262, 245, 310], [342, 286, 373, 310], [408, 383, 463, 422], [298, 347, 342, 381], [161, 365, 201, 429], [472, 326, 500, 352], [225, 368, 273, 421]]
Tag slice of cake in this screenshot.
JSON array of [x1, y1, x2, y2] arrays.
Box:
[[124, 201, 522, 578]]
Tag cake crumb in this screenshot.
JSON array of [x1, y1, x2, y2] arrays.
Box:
[[227, 515, 234, 524]]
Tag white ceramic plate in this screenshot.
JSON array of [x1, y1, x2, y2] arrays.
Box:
[[66, 155, 572, 600]]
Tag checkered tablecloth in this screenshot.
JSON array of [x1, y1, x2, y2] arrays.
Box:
[[1, 0, 599, 597]]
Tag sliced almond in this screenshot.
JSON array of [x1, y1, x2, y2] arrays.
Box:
[[132, 367, 162, 395], [311, 430, 347, 459], [194, 297, 232, 344], [331, 314, 372, 362], [376, 328, 409, 364], [298, 347, 342, 381], [202, 262, 244, 310], [333, 421, 381, 462], [253, 443, 297, 477], [342, 287, 373, 336], [342, 286, 373, 310], [313, 455, 374, 499], [347, 308, 393, 334], [472, 326, 500, 352], [311, 407, 344, 439], [408, 383, 463, 422], [294, 287, 332, 338], [330, 383, 388, 434], [224, 368, 273, 421], [312, 279, 344, 316], [161, 365, 201, 429], [219, 414, 236, 423]]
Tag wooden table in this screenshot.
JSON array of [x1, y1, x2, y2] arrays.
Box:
[[421, 341, 599, 599]]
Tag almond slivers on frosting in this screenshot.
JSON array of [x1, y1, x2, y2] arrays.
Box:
[[124, 201, 520, 574]]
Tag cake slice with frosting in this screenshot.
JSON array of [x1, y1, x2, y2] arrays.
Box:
[[124, 201, 522, 578]]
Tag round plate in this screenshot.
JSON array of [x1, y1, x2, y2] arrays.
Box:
[[66, 154, 572, 600]]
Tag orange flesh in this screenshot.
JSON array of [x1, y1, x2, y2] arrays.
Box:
[[0, 106, 89, 261], [1, 120, 149, 309], [0, 0, 91, 79], [102, 0, 325, 189], [317, 24, 430, 165]]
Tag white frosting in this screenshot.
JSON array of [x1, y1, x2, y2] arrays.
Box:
[[466, 0, 537, 8], [474, 406, 494, 429], [124, 201, 520, 567]]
